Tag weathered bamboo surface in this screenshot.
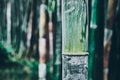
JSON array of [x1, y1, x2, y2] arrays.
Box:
[[62, 0, 88, 54], [62, 0, 88, 80]]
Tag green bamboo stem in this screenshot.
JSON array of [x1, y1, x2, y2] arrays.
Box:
[[88, 0, 97, 80], [62, 0, 88, 54]]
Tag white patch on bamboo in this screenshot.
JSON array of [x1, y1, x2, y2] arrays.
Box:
[[27, 12, 33, 48], [7, 1, 11, 45], [39, 63, 46, 80]]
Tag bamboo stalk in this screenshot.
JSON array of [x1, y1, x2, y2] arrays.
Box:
[[7, 0, 11, 45], [39, 0, 47, 80], [53, 0, 62, 80], [62, 0, 89, 80], [94, 0, 105, 80], [103, 0, 115, 80], [88, 0, 97, 80], [108, 0, 120, 80], [62, 0, 88, 54]]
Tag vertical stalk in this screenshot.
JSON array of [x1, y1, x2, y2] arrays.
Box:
[[88, 0, 97, 80], [39, 0, 47, 80], [103, 0, 115, 80], [0, 0, 7, 44], [7, 0, 11, 45], [54, 0, 62, 80], [108, 0, 120, 80], [94, 0, 105, 80], [62, 0, 89, 80]]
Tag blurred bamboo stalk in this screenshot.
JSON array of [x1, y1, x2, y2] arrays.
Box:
[[0, 0, 7, 43], [108, 0, 120, 80], [93, 0, 105, 80], [7, 0, 11, 45], [88, 0, 97, 80], [53, 0, 62, 80], [39, 0, 47, 80], [103, 0, 115, 80], [47, 0, 56, 79]]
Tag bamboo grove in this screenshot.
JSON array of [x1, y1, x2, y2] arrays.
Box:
[[0, 0, 120, 80]]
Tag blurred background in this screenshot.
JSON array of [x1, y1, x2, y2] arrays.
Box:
[[0, 0, 120, 80], [0, 0, 62, 80]]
